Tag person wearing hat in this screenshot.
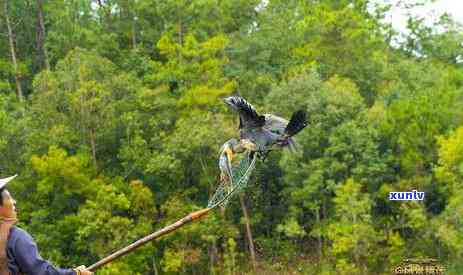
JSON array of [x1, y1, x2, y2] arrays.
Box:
[[0, 175, 93, 275]]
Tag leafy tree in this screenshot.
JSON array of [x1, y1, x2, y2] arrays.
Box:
[[29, 48, 142, 173], [434, 127, 463, 272], [326, 178, 380, 274]]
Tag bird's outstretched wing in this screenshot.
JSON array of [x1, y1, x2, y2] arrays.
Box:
[[284, 110, 307, 137], [224, 96, 265, 129], [263, 114, 288, 135]]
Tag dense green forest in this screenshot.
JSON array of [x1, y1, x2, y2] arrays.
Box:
[[1, 0, 463, 274]]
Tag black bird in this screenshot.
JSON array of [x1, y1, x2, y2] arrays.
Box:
[[223, 96, 308, 159]]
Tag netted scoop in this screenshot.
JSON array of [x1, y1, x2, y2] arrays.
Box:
[[208, 152, 257, 209], [89, 151, 259, 271]]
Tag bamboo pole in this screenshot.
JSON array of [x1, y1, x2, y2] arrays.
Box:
[[88, 208, 211, 272]]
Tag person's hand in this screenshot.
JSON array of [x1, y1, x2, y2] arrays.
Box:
[[74, 265, 93, 275]]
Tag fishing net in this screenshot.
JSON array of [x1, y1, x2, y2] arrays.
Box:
[[207, 152, 257, 209]]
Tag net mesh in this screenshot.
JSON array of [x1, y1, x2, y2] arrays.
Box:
[[207, 152, 257, 209]]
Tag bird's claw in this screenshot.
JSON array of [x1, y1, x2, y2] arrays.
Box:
[[239, 139, 258, 152]]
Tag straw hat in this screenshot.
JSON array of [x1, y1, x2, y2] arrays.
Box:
[[0, 175, 17, 189]]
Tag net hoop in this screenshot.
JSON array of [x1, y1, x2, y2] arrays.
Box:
[[207, 152, 257, 209]]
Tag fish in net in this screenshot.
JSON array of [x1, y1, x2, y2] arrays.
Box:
[[208, 152, 257, 209]]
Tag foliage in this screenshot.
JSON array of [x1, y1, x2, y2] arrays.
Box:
[[1, 0, 463, 274]]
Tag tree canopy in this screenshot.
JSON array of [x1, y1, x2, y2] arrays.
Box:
[[1, 0, 463, 274]]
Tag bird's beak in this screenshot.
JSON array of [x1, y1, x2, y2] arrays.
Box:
[[225, 147, 233, 162]]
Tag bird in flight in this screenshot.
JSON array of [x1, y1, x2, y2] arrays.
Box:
[[223, 95, 308, 160]]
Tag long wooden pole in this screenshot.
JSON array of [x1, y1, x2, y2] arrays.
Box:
[[88, 208, 211, 272]]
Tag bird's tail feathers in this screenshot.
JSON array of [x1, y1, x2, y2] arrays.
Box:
[[285, 110, 307, 137]]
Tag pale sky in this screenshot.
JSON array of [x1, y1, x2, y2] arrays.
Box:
[[256, 0, 463, 35], [382, 0, 463, 33]]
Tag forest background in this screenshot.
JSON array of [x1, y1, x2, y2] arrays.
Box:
[[1, 0, 463, 274]]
